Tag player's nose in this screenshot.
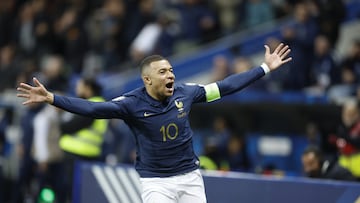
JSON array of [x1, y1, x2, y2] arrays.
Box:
[[167, 71, 175, 80]]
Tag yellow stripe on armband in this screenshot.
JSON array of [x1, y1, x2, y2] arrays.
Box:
[[204, 83, 221, 102]]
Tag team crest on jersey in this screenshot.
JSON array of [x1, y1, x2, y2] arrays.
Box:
[[174, 100, 184, 112], [175, 99, 187, 118]]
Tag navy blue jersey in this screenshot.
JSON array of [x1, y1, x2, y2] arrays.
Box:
[[52, 66, 266, 177]]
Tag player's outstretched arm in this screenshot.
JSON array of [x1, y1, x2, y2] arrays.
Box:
[[17, 77, 54, 105], [263, 43, 292, 71], [205, 43, 292, 100], [17, 77, 122, 119]]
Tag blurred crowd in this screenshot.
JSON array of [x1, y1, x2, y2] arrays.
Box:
[[0, 0, 315, 94], [195, 99, 360, 182], [1, 0, 357, 97], [0, 0, 360, 202], [206, 0, 360, 103]]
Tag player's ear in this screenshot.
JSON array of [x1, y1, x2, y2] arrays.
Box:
[[143, 75, 152, 85]]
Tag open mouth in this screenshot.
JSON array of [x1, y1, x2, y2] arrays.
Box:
[[165, 82, 174, 93], [166, 82, 174, 89]]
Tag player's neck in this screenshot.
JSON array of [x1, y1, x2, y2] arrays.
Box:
[[145, 88, 167, 101]]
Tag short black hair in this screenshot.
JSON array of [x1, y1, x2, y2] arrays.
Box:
[[139, 55, 166, 74], [82, 77, 102, 96], [302, 146, 323, 162]]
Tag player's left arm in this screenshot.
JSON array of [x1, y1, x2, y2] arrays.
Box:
[[204, 43, 292, 102]]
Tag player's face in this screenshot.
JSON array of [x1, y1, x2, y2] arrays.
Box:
[[147, 59, 175, 100]]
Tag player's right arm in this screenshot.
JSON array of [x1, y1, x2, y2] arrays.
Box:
[[17, 77, 127, 119]]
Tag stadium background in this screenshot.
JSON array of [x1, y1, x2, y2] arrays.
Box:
[[0, 0, 360, 202]]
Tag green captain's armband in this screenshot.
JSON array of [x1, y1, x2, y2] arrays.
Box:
[[204, 83, 221, 102]]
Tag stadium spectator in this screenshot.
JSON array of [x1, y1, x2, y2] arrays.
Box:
[[32, 102, 65, 203], [306, 35, 339, 95], [94, 0, 129, 69], [0, 107, 13, 202], [175, 0, 218, 48], [124, 0, 156, 56], [209, 55, 231, 83], [0, 45, 21, 92], [13, 2, 36, 57], [327, 40, 360, 102], [225, 134, 249, 172], [200, 137, 221, 170], [304, 122, 322, 149], [104, 119, 136, 164], [232, 56, 253, 74], [271, 0, 294, 19], [129, 9, 180, 63], [199, 115, 234, 170], [12, 103, 43, 203], [0, 0, 17, 48], [301, 146, 356, 181], [53, 7, 88, 73], [243, 0, 275, 29], [309, 0, 346, 48], [36, 55, 69, 93], [59, 77, 108, 201], [329, 100, 360, 179], [232, 56, 267, 91], [212, 0, 242, 34], [281, 2, 318, 90], [343, 40, 360, 81]]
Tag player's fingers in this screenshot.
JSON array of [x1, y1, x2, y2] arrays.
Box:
[[19, 83, 32, 90], [280, 49, 291, 59], [17, 87, 29, 93], [282, 57, 292, 64], [22, 100, 33, 105], [17, 93, 30, 98], [33, 77, 42, 87], [278, 45, 289, 56], [274, 43, 284, 54]]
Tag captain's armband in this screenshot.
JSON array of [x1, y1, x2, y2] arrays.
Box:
[[204, 83, 221, 102]]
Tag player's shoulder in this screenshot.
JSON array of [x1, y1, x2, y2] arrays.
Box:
[[176, 83, 204, 90], [175, 83, 204, 94], [111, 87, 145, 102]]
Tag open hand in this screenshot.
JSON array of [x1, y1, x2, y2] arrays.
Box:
[[264, 43, 292, 71], [17, 77, 54, 105]]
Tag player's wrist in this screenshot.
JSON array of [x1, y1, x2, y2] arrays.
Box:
[[261, 63, 270, 74], [46, 92, 54, 104]]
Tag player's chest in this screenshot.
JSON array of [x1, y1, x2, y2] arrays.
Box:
[[132, 97, 191, 128]]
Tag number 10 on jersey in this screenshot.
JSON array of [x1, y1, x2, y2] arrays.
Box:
[[160, 123, 179, 141]]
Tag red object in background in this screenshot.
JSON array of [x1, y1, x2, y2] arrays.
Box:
[[328, 134, 357, 155]]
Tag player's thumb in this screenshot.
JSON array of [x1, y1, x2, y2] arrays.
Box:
[[264, 45, 270, 55]]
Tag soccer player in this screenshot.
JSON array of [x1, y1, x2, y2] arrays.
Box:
[[17, 43, 292, 203]]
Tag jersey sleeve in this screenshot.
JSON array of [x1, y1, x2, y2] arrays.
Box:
[[183, 67, 265, 103], [181, 83, 207, 103], [53, 95, 131, 119], [200, 66, 266, 102], [216, 66, 265, 97]]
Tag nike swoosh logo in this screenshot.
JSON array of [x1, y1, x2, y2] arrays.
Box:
[[144, 112, 154, 117]]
